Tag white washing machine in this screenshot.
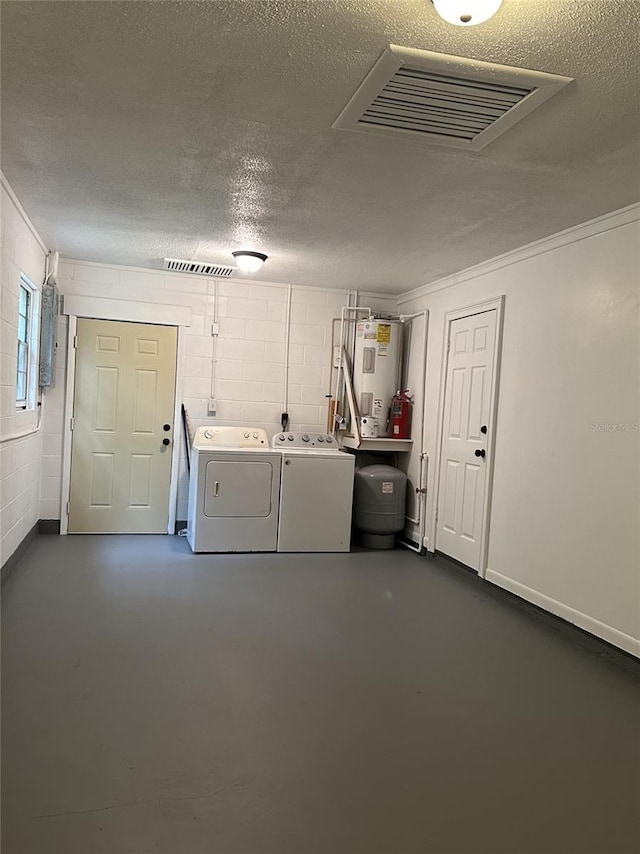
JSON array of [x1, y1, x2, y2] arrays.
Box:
[[187, 426, 281, 553], [272, 432, 355, 552]]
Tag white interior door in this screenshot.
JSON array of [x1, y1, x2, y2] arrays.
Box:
[[68, 318, 177, 533], [436, 309, 497, 570]]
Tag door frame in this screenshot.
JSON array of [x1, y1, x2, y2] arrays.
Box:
[[60, 296, 191, 535], [429, 295, 505, 578]]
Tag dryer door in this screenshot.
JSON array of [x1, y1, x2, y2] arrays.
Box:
[[204, 460, 274, 517]]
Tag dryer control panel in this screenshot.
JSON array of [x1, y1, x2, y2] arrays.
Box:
[[272, 431, 338, 449], [193, 426, 268, 448]]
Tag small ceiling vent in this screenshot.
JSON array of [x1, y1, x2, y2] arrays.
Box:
[[333, 46, 572, 151], [163, 258, 235, 277]]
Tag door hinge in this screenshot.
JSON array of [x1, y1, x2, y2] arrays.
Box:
[[73, 335, 78, 349], [70, 416, 75, 431], [66, 501, 71, 516], [211, 322, 219, 337], [435, 507, 439, 523]]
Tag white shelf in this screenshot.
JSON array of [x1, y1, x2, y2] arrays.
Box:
[[340, 436, 413, 452]]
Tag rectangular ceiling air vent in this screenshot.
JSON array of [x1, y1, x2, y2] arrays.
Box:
[[333, 46, 573, 151], [163, 258, 235, 277]]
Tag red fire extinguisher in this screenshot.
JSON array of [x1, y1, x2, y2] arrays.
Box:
[[390, 390, 412, 439]]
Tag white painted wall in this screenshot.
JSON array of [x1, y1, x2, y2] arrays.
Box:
[[4, 179, 636, 659], [45, 260, 396, 523], [0, 179, 48, 563], [400, 207, 640, 656]]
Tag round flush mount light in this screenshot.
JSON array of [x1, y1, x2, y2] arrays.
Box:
[[231, 250, 268, 274], [432, 0, 503, 26]]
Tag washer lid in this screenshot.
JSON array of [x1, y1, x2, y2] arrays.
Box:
[[279, 447, 353, 460]]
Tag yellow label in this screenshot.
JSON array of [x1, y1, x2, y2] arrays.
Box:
[[377, 323, 391, 344]]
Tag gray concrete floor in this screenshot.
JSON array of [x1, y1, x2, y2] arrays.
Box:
[[2, 535, 640, 854]]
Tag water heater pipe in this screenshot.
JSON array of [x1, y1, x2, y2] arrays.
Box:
[[341, 346, 361, 446], [398, 310, 429, 554], [333, 305, 372, 434]]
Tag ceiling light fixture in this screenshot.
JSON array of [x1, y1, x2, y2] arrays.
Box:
[[231, 250, 268, 274], [432, 0, 503, 26]]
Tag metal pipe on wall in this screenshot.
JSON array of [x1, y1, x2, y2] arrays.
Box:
[[283, 284, 292, 418], [332, 303, 372, 435], [399, 309, 429, 553]]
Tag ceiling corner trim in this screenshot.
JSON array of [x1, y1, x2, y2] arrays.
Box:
[[1, 171, 49, 254], [397, 201, 640, 304]]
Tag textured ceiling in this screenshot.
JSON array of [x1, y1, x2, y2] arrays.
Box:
[[1, 0, 639, 294]]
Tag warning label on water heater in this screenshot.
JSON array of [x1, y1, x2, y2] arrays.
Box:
[[382, 482, 394, 494], [377, 323, 391, 344]]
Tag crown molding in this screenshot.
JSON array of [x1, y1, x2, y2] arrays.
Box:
[[398, 201, 640, 305], [60, 257, 394, 299], [1, 172, 49, 254]]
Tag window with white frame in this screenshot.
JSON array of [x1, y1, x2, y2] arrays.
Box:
[[16, 275, 38, 410]]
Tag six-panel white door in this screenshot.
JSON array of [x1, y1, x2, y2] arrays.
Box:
[[68, 319, 177, 533], [436, 309, 497, 570]]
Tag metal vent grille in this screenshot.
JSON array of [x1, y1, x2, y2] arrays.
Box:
[[334, 47, 573, 151], [362, 68, 532, 142], [163, 258, 235, 277]]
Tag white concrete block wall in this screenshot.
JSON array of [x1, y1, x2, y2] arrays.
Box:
[[1, 181, 48, 563], [47, 260, 396, 522], [212, 278, 290, 432], [399, 209, 640, 655]]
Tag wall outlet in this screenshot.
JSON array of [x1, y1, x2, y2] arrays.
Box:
[[207, 399, 216, 416]]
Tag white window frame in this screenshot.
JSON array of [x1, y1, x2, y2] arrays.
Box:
[[16, 274, 40, 411]]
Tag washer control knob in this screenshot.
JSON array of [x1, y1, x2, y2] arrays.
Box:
[[325, 436, 333, 443], [287, 434, 294, 441], [302, 434, 310, 442], [243, 431, 249, 439], [252, 432, 258, 439], [278, 435, 285, 442], [317, 435, 325, 442]]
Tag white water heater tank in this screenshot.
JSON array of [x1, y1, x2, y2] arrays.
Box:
[[353, 318, 402, 437]]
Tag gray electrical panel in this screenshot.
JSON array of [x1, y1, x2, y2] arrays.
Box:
[[39, 282, 58, 388]]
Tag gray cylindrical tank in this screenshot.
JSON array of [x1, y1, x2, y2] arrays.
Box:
[[353, 464, 407, 549]]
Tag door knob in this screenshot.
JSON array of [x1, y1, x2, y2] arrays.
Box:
[[162, 438, 171, 446], [163, 423, 171, 431], [475, 448, 485, 458], [480, 425, 487, 434]]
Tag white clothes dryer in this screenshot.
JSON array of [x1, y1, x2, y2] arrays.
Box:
[[187, 426, 281, 553], [272, 432, 355, 552]]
